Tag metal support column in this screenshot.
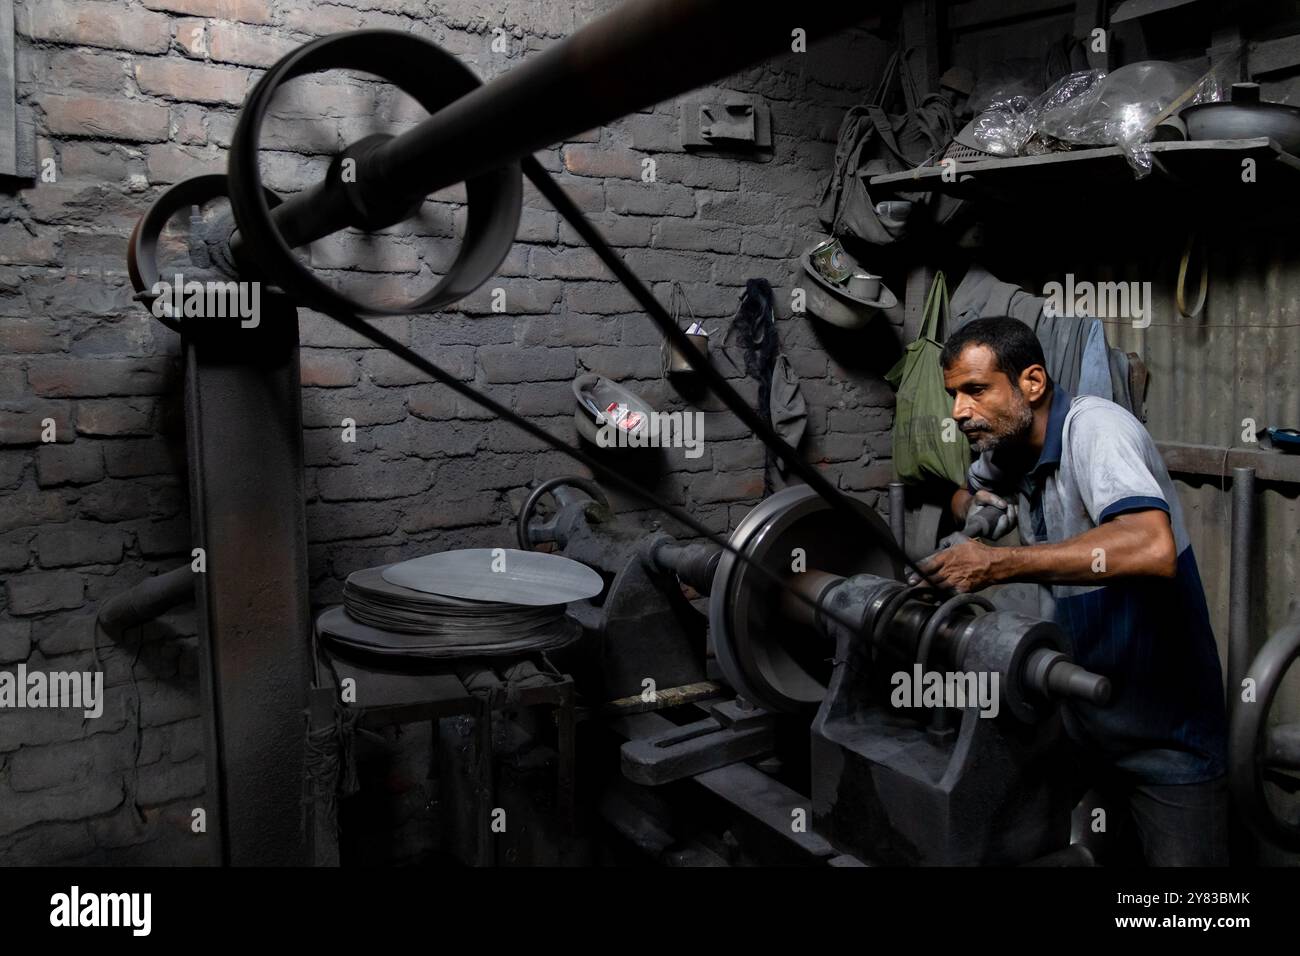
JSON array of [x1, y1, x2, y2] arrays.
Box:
[[185, 291, 312, 865], [1227, 466, 1256, 709]]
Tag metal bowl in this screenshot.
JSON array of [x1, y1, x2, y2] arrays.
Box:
[[800, 250, 897, 329], [1181, 83, 1300, 155], [571, 373, 658, 447]]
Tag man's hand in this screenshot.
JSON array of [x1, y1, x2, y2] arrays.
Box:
[[910, 538, 1001, 593]]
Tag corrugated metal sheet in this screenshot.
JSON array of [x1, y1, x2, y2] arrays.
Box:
[[935, 0, 1300, 854], [1010, 223, 1300, 855], [1097, 229, 1300, 733]]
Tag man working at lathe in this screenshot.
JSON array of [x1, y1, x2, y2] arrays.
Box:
[[915, 316, 1228, 866]]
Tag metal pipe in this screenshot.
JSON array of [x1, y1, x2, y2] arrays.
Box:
[[778, 570, 841, 630], [651, 541, 722, 595], [889, 481, 906, 549], [97, 565, 194, 637], [245, 0, 869, 253], [1228, 466, 1255, 711]]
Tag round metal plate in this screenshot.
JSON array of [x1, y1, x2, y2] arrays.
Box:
[[318, 606, 581, 661], [709, 485, 900, 713], [381, 548, 603, 606]]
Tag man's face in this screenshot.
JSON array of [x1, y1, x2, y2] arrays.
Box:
[[942, 344, 1035, 455]]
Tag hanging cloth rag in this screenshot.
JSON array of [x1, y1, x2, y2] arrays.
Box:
[[722, 279, 805, 494], [769, 353, 807, 483]]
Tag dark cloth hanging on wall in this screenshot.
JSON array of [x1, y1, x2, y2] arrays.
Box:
[[722, 279, 806, 494]]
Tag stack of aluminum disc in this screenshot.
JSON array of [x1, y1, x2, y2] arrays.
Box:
[[317, 548, 603, 661]]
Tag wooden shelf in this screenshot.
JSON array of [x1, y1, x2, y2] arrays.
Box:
[[869, 138, 1300, 197], [1157, 440, 1300, 485]]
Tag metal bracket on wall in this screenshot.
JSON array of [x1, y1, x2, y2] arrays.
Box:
[[679, 95, 772, 159]]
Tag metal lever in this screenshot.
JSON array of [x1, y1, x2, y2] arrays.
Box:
[[698, 103, 756, 143]]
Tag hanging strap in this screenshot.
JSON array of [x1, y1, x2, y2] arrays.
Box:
[[897, 46, 921, 115], [1176, 232, 1207, 319], [871, 49, 903, 106], [864, 46, 955, 170], [920, 271, 949, 343], [669, 280, 697, 331], [866, 104, 913, 168]]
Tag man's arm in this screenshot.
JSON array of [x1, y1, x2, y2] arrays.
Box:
[[951, 487, 973, 524], [916, 509, 1177, 593]]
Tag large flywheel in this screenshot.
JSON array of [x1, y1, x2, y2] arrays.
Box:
[[709, 485, 901, 713]]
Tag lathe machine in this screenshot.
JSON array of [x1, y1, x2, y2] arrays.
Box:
[[452, 474, 1110, 867]]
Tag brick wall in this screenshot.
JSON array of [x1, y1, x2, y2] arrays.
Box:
[[0, 0, 894, 863]]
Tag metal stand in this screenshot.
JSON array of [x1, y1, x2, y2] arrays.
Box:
[[184, 291, 312, 865], [313, 638, 577, 866]]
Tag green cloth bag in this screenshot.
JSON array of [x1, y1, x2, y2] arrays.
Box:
[[884, 272, 970, 486]]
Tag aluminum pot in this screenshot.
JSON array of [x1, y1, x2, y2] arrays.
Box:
[[1182, 83, 1300, 155]]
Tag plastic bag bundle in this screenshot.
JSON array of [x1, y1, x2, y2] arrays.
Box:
[[1034, 62, 1222, 172], [968, 61, 1224, 175], [970, 96, 1035, 156]]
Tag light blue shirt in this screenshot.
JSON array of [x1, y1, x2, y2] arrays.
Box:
[[968, 390, 1227, 784]]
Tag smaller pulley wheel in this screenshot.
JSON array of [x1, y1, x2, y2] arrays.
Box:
[[516, 476, 611, 551], [1231, 604, 1300, 850], [709, 484, 901, 714], [127, 174, 282, 333], [227, 29, 522, 321]]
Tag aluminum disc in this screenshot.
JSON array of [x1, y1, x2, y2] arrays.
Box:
[[382, 548, 603, 606], [344, 567, 568, 636], [709, 485, 899, 713], [318, 606, 581, 661]]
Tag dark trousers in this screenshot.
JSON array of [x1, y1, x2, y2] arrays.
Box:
[[1069, 767, 1229, 866]]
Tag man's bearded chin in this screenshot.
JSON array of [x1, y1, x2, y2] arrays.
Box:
[[961, 389, 1034, 454]]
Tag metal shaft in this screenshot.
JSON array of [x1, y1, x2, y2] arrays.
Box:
[[96, 564, 193, 637], [1228, 466, 1256, 711], [240, 0, 869, 253], [1023, 648, 1111, 706], [651, 541, 722, 595], [889, 481, 906, 548]]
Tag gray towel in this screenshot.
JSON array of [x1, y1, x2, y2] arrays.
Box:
[[769, 352, 807, 484]]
